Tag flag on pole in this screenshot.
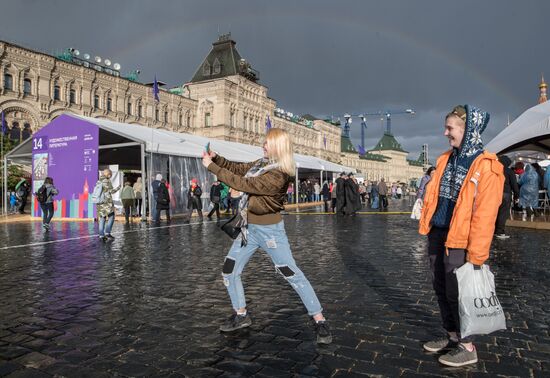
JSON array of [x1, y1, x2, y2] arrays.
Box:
[[357, 145, 366, 155], [152, 76, 160, 102], [265, 114, 272, 132], [1, 111, 6, 135]]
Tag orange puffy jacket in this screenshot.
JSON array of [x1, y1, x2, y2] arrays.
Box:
[[419, 150, 504, 265]]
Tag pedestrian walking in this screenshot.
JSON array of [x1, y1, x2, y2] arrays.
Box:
[[344, 173, 361, 215], [370, 180, 379, 209], [15, 178, 30, 214], [220, 182, 230, 212], [207, 180, 222, 220], [335, 173, 346, 214], [151, 174, 162, 219], [417, 167, 435, 200], [518, 164, 540, 220], [419, 105, 504, 367], [202, 128, 332, 344], [314, 181, 321, 202], [322, 180, 331, 212], [120, 181, 136, 223], [378, 178, 388, 209], [133, 177, 143, 217], [187, 178, 203, 221], [229, 187, 242, 215], [154, 179, 171, 224], [494, 156, 519, 239], [396, 185, 403, 199], [9, 192, 17, 213], [94, 169, 121, 241], [36, 177, 58, 230]]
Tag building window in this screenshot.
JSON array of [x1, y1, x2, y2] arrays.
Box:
[[23, 79, 32, 95], [138, 104, 143, 117], [69, 89, 76, 104], [94, 95, 100, 109], [205, 112, 211, 127], [202, 62, 211, 76], [53, 85, 61, 100], [107, 97, 112, 111], [178, 114, 182, 126], [155, 109, 159, 121], [187, 115, 191, 127], [127, 102, 132, 115], [213, 59, 221, 75], [4, 73, 13, 90], [230, 111, 235, 127], [164, 111, 168, 123]]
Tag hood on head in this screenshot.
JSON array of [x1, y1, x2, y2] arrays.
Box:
[[498, 155, 512, 168], [458, 104, 490, 157]]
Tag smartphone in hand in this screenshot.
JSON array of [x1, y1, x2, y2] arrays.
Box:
[[205, 142, 211, 154]]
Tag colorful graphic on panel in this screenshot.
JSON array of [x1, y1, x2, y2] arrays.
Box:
[[31, 115, 99, 219]]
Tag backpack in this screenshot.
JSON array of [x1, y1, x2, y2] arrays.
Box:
[[194, 186, 202, 197], [36, 185, 48, 204], [91, 180, 106, 204], [157, 186, 169, 205]]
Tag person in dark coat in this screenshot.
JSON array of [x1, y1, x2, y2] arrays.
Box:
[[15, 179, 30, 214], [154, 179, 171, 224], [322, 181, 331, 212], [344, 173, 362, 215], [335, 173, 347, 214], [494, 155, 519, 239], [207, 180, 222, 220], [187, 178, 203, 220]]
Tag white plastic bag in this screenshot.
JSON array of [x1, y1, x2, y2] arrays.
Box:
[[455, 262, 506, 338], [410, 198, 422, 220]]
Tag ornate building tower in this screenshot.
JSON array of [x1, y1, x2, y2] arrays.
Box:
[[539, 75, 547, 104]]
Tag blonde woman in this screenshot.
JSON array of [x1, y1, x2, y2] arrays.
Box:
[[202, 128, 332, 344]]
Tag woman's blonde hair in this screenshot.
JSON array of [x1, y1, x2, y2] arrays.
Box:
[[265, 128, 296, 176]]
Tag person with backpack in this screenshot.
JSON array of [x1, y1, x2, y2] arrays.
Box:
[[15, 179, 30, 214], [93, 169, 120, 241], [187, 178, 203, 221], [120, 181, 136, 224], [9, 192, 17, 214], [36, 177, 59, 230], [154, 179, 171, 224]]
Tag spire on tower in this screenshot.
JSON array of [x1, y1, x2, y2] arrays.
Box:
[[539, 74, 547, 104]]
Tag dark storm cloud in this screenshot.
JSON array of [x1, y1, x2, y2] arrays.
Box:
[[1, 0, 548, 159]]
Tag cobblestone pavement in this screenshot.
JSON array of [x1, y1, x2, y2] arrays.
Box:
[[1, 201, 550, 377]]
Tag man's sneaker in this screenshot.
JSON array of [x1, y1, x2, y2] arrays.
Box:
[[495, 234, 510, 240], [105, 234, 115, 240], [423, 337, 458, 352], [438, 344, 478, 367], [314, 321, 333, 344], [219, 313, 252, 332]]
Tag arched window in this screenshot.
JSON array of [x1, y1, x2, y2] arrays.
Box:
[[127, 102, 132, 115], [23, 79, 32, 95], [213, 59, 221, 75], [69, 89, 76, 104], [107, 97, 112, 111], [203, 62, 211, 76], [138, 104, 143, 118], [4, 73, 13, 90], [164, 111, 168, 123], [205, 112, 211, 127], [187, 114, 191, 127], [94, 94, 100, 109], [178, 113, 182, 126], [53, 85, 61, 100], [22, 123, 32, 139], [155, 108, 159, 121]]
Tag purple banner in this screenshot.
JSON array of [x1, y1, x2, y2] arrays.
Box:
[[32, 115, 99, 219]]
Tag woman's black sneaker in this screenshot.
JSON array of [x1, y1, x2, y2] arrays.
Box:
[[315, 321, 333, 344], [219, 313, 252, 332]]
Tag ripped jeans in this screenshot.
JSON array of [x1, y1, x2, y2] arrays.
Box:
[[222, 221, 323, 316]]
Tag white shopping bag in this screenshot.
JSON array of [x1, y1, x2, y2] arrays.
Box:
[[410, 198, 422, 220], [456, 262, 506, 338]]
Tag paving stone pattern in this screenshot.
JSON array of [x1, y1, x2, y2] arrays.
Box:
[[1, 203, 550, 377]]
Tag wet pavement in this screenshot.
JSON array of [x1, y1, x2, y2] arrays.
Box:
[[1, 200, 550, 377]]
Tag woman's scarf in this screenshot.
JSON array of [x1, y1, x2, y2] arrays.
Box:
[[236, 158, 280, 246]]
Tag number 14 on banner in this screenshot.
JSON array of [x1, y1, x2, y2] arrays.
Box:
[[33, 136, 47, 151]]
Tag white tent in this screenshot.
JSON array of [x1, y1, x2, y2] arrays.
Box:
[[486, 101, 550, 154], [72, 115, 353, 173]]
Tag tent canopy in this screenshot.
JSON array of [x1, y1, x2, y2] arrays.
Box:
[[486, 101, 550, 154], [6, 113, 354, 173]]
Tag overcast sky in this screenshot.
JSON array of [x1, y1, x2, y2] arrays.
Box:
[[1, 0, 548, 160]]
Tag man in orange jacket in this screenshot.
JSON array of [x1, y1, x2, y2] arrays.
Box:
[[419, 105, 504, 367]]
